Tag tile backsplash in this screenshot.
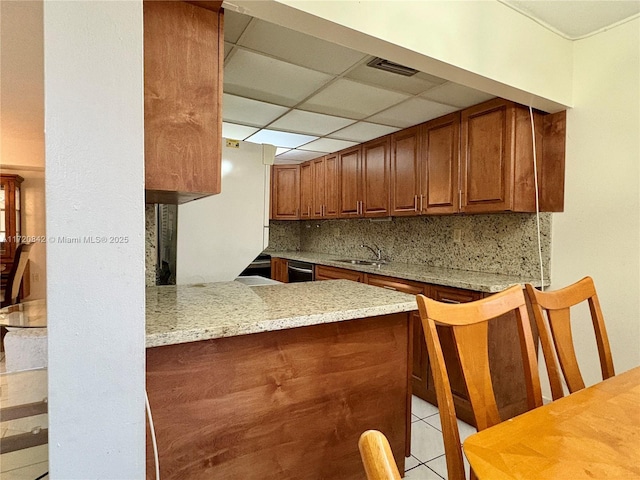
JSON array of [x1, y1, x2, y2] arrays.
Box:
[[145, 205, 157, 286], [269, 213, 551, 278]]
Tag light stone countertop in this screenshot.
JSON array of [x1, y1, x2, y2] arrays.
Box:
[[267, 251, 548, 293], [146, 280, 417, 348]]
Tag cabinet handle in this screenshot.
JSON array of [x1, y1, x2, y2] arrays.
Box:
[[414, 195, 418, 212], [459, 190, 462, 209], [360, 201, 364, 215], [308, 206, 310, 216], [382, 285, 397, 291], [296, 208, 299, 217], [322, 205, 325, 217], [420, 195, 424, 212]]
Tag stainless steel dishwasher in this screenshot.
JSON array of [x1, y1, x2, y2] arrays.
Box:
[[287, 260, 314, 282]]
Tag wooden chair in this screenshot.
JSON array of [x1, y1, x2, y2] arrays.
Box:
[[525, 277, 614, 400], [1, 243, 33, 308], [358, 430, 401, 480], [416, 285, 542, 480]]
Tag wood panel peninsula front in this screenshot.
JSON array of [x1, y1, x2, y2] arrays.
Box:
[[145, 280, 417, 479]]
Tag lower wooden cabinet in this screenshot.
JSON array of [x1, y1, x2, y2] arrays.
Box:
[[270, 257, 288, 283], [315, 264, 364, 282], [273, 259, 538, 427]]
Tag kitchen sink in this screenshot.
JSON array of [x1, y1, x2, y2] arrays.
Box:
[[336, 259, 387, 266]]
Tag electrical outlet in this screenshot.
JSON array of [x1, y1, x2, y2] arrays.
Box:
[[453, 229, 462, 244]]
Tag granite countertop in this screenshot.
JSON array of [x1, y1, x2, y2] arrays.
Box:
[[146, 280, 417, 348], [267, 251, 548, 293]]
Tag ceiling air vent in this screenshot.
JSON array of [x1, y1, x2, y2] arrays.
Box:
[[366, 57, 418, 77]]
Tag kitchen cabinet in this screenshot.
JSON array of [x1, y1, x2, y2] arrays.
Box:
[[299, 161, 313, 219], [311, 154, 339, 219], [270, 257, 289, 283], [390, 126, 422, 216], [421, 113, 460, 214], [338, 139, 390, 219], [315, 264, 364, 282], [460, 98, 565, 213], [390, 113, 460, 215], [338, 146, 362, 218], [362, 137, 391, 217], [144, 1, 224, 204], [270, 165, 300, 220]]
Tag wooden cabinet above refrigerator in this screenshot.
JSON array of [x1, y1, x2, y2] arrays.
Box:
[[144, 1, 224, 204]]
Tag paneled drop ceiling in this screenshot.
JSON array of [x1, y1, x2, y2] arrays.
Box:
[[222, 11, 495, 164], [222, 2, 640, 163]]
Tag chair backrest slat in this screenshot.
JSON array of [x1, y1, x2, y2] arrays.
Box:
[[525, 277, 614, 400]]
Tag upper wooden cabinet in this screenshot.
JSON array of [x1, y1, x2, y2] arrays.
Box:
[[338, 146, 362, 218], [421, 113, 460, 214], [391, 126, 422, 216], [144, 1, 224, 204], [299, 161, 313, 219], [310, 154, 339, 220], [271, 165, 300, 220], [362, 137, 391, 217], [270, 98, 565, 220], [391, 114, 459, 216], [461, 98, 565, 213], [338, 139, 390, 218]]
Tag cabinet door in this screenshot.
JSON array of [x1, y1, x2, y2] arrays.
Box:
[[323, 154, 339, 218], [391, 127, 421, 216], [144, 1, 223, 204], [270, 258, 289, 283], [271, 165, 300, 220], [421, 113, 460, 214], [315, 265, 363, 282], [461, 99, 514, 213], [311, 157, 325, 218], [299, 161, 313, 219], [362, 137, 391, 217], [338, 146, 362, 218]]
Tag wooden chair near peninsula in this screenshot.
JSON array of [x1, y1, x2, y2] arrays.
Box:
[[525, 277, 614, 400], [358, 430, 401, 480], [416, 285, 543, 480]]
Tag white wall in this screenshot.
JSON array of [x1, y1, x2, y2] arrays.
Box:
[[551, 18, 640, 382], [229, 0, 573, 112], [44, 1, 145, 477]]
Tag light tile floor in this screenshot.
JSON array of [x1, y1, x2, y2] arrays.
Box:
[[0, 356, 49, 480], [407, 395, 475, 479], [0, 351, 469, 480]]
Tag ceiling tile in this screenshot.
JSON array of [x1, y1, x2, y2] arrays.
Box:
[[224, 10, 252, 44], [300, 79, 410, 119], [346, 61, 446, 95], [238, 19, 367, 75], [246, 129, 318, 148], [367, 98, 459, 128], [275, 147, 291, 156], [298, 138, 358, 153], [223, 93, 289, 127], [269, 110, 355, 136], [276, 149, 326, 163], [421, 82, 495, 108], [224, 49, 333, 107], [222, 122, 259, 140], [224, 42, 233, 60], [329, 122, 401, 142]]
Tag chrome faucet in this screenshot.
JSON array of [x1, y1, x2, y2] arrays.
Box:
[[361, 243, 383, 261]]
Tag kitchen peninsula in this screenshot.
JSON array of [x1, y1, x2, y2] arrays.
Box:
[[145, 280, 417, 479]]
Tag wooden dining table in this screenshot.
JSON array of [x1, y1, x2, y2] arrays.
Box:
[[463, 366, 640, 479]]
